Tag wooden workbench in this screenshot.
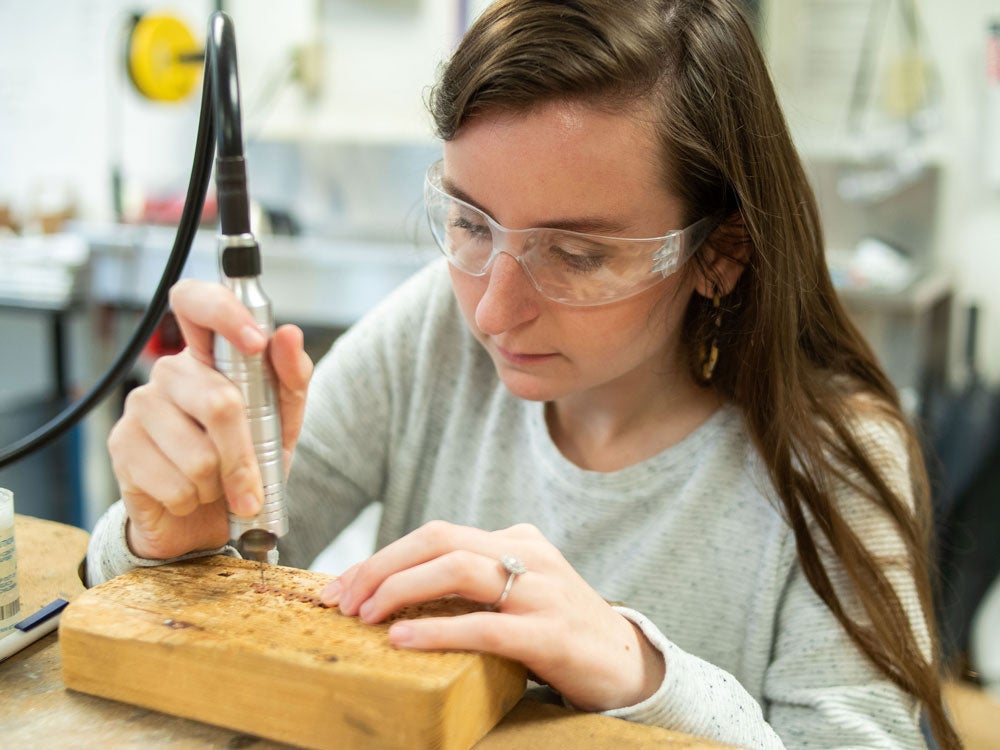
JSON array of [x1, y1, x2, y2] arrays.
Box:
[[0, 515, 730, 749]]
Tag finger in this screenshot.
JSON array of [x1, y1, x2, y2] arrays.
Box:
[[155, 353, 264, 516], [169, 279, 267, 368], [339, 521, 509, 616], [388, 611, 538, 666], [357, 550, 535, 623], [270, 324, 313, 464], [113, 429, 202, 518], [320, 563, 359, 606], [135, 393, 225, 508], [271, 324, 313, 391]]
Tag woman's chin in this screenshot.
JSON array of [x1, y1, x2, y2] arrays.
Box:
[[495, 368, 568, 403]]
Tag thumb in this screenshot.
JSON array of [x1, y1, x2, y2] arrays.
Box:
[[270, 324, 313, 465]]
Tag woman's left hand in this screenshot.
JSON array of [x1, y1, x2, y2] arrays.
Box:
[[320, 520, 665, 712]]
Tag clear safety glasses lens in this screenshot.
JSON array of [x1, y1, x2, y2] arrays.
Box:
[[423, 160, 717, 306]]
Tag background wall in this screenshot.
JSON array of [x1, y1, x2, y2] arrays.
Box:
[[0, 0, 462, 230], [761, 0, 1000, 382], [0, 0, 203, 225], [921, 0, 1000, 382]]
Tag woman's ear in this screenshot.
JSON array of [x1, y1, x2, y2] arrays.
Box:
[[694, 210, 752, 298]]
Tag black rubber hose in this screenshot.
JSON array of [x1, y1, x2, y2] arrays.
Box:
[[208, 13, 242, 159], [209, 12, 251, 237]]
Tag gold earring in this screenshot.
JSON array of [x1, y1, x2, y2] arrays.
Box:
[[699, 287, 722, 381]]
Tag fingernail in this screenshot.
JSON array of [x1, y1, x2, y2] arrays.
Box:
[[236, 493, 260, 516], [240, 325, 266, 350], [320, 580, 341, 606], [339, 590, 353, 615], [359, 599, 376, 622], [389, 623, 413, 647]]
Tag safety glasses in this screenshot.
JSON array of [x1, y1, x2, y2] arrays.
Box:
[[423, 160, 718, 306]]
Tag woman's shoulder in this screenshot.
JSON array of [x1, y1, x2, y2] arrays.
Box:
[[723, 392, 917, 531], [819, 390, 916, 497], [843, 392, 912, 460]]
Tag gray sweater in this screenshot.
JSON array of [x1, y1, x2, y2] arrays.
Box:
[[89, 259, 928, 749]]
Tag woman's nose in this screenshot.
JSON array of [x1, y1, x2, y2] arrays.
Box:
[[474, 251, 541, 335]]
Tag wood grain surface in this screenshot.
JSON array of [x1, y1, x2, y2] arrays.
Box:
[[60, 555, 527, 750]]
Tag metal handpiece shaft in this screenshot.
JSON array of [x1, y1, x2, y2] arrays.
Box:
[[215, 234, 287, 563]]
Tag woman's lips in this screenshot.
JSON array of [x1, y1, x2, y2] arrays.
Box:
[[495, 344, 557, 365]]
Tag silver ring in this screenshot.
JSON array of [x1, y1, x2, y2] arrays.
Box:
[[492, 555, 526, 610]]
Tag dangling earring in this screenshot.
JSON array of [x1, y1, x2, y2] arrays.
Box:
[[699, 287, 722, 382]]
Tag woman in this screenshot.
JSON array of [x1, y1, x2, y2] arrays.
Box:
[[89, 1, 959, 747]]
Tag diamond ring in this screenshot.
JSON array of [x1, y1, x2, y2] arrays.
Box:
[[492, 555, 526, 610]]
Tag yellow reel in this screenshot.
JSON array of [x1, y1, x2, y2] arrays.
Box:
[[127, 13, 202, 103]]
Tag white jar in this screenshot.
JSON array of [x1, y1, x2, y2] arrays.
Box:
[[0, 488, 20, 638]]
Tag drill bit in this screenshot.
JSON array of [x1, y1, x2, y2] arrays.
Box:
[[239, 528, 278, 586]]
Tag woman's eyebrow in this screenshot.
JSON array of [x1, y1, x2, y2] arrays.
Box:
[[441, 176, 631, 235], [441, 176, 489, 214]]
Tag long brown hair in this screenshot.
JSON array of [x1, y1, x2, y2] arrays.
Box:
[[430, 1, 959, 746]]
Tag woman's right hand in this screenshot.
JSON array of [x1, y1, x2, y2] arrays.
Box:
[[107, 279, 314, 560]]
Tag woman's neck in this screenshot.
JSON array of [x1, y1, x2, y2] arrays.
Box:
[[545, 363, 722, 472]]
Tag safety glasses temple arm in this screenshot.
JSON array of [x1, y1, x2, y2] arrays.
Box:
[[651, 213, 724, 275]]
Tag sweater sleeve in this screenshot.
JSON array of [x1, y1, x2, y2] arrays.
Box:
[[760, 414, 928, 748], [602, 416, 929, 749], [606, 606, 786, 749]]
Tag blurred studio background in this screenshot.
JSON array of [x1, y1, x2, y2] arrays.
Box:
[[0, 0, 998, 734]]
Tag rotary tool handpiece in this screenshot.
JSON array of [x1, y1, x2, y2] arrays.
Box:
[[214, 234, 288, 566]]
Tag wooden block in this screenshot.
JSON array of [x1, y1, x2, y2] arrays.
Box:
[[60, 556, 526, 750], [477, 698, 738, 749]]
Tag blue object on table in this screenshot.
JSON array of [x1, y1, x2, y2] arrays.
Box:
[[15, 598, 69, 632]]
